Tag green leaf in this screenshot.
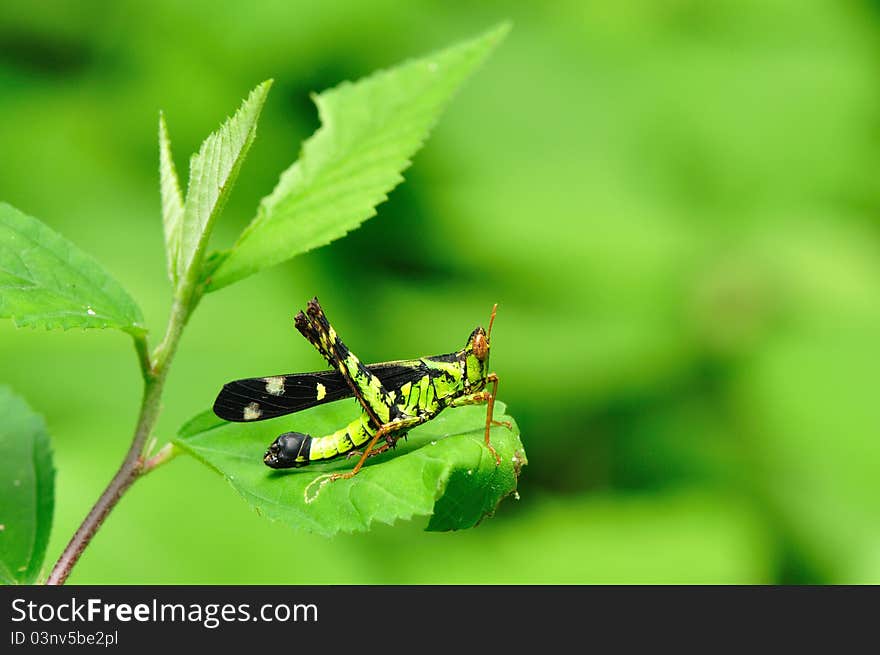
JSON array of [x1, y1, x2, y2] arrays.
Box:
[[0, 386, 55, 585], [205, 23, 510, 292], [176, 80, 272, 286], [158, 111, 184, 286], [174, 400, 525, 537], [0, 203, 145, 333]]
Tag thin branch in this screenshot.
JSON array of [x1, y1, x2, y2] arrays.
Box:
[[46, 337, 164, 585], [133, 331, 154, 380], [46, 295, 194, 585], [47, 144, 214, 584]]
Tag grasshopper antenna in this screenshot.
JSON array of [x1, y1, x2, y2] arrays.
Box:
[[487, 303, 498, 342]]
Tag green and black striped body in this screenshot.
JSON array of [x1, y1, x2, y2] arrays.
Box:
[[275, 346, 489, 467], [214, 298, 493, 469]]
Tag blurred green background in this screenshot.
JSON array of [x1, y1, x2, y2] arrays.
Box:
[[2, 0, 879, 583]]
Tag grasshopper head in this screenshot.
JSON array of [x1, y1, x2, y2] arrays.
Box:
[[472, 326, 489, 362], [464, 304, 497, 386], [464, 327, 489, 388]]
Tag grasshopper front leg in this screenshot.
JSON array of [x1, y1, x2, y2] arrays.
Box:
[[449, 373, 507, 465]]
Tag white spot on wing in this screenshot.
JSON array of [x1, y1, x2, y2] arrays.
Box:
[[316, 383, 326, 401], [264, 376, 285, 396], [243, 402, 262, 421], [86, 307, 96, 316]]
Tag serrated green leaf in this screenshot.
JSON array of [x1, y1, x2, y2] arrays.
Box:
[[159, 112, 184, 286], [177, 80, 272, 286], [0, 203, 145, 333], [174, 400, 525, 537], [0, 386, 55, 585], [205, 23, 510, 292]]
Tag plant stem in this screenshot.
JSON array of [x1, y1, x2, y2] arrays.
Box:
[[134, 329, 152, 380], [46, 297, 191, 585]]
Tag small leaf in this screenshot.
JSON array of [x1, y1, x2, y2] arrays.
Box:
[[205, 23, 510, 292], [0, 386, 55, 585], [0, 203, 145, 333], [159, 112, 184, 286], [177, 80, 272, 286], [174, 400, 525, 537]]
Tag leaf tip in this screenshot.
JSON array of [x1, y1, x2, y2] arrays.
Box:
[[248, 79, 274, 107], [158, 110, 170, 139], [488, 20, 513, 41]]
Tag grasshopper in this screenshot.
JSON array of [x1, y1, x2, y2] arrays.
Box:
[[213, 298, 509, 492]]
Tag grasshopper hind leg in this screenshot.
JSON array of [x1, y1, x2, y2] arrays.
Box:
[[345, 431, 406, 460], [295, 298, 396, 429], [304, 416, 426, 503]]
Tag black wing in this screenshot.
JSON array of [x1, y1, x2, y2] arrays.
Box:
[[212, 360, 427, 422]]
